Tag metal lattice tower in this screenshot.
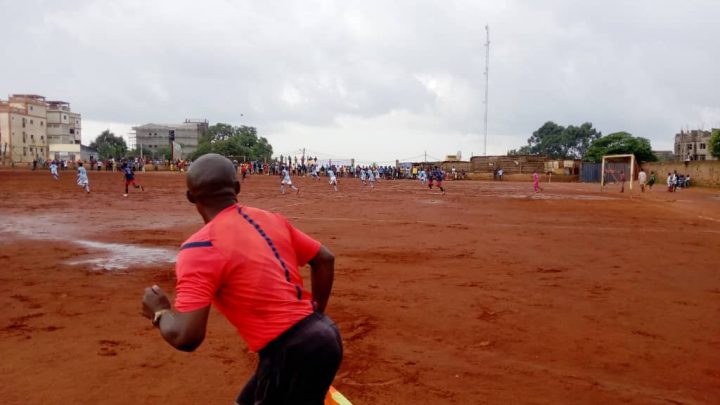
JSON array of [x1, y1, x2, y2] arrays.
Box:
[[483, 24, 490, 156]]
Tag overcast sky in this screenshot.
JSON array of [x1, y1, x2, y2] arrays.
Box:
[[2, 0, 719, 163]]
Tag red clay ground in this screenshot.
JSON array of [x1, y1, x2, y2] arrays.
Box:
[[1, 169, 719, 404]]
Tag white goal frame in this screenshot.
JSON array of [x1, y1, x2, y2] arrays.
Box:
[[600, 154, 637, 191]]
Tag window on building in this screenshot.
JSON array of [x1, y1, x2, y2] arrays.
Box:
[[40, 135, 44, 141], [22, 118, 26, 128], [29, 106, 33, 111], [30, 119, 34, 124], [23, 132, 26, 142], [687, 143, 693, 149], [40, 121, 44, 126], [699, 155, 706, 161], [31, 134, 34, 140], [700, 143, 706, 150], [63, 115, 67, 120], [23, 147, 27, 156]]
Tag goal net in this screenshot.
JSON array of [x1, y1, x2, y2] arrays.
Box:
[[600, 154, 638, 191]]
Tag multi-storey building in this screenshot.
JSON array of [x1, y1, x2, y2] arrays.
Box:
[[674, 129, 718, 161], [0, 94, 49, 164], [132, 119, 208, 158], [46, 100, 81, 145], [0, 94, 84, 165]]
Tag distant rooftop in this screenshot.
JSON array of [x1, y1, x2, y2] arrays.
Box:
[[133, 122, 202, 130], [133, 119, 208, 130]]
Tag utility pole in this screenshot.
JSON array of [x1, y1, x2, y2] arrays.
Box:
[[483, 24, 490, 156]]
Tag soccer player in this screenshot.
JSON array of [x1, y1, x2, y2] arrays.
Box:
[[141, 154, 342, 404], [533, 170, 543, 193], [418, 168, 427, 185], [367, 167, 375, 189], [76, 161, 90, 193], [431, 166, 445, 194], [619, 170, 626, 193], [50, 160, 59, 180], [359, 167, 367, 185], [122, 162, 144, 197], [648, 171, 656, 190], [240, 163, 248, 182], [638, 168, 647, 192], [310, 165, 320, 181], [327, 166, 338, 192], [280, 166, 300, 194]]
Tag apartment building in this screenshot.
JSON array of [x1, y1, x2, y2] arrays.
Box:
[[46, 100, 82, 145], [0, 94, 49, 164], [674, 129, 718, 161], [132, 119, 208, 158]]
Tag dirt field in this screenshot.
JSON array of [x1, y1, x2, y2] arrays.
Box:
[[1, 169, 719, 404]]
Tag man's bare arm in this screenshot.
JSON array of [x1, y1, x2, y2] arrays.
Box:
[[308, 245, 335, 313], [142, 286, 210, 352]]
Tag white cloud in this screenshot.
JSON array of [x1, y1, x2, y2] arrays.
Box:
[[82, 121, 134, 146]]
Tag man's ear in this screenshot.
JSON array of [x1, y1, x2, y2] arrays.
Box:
[[186, 190, 196, 204], [234, 181, 241, 195]]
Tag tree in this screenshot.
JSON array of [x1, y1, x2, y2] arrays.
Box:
[[127, 146, 153, 159], [189, 123, 273, 161], [709, 129, 720, 159], [89, 130, 127, 160], [511, 121, 601, 159], [526, 121, 567, 158], [508, 146, 531, 156], [583, 132, 658, 163], [564, 122, 601, 157], [154, 146, 172, 161]]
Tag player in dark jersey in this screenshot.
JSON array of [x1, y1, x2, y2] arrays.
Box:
[[123, 161, 145, 197], [429, 166, 445, 194]]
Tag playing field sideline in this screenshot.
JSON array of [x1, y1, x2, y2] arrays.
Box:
[[1, 170, 719, 404]]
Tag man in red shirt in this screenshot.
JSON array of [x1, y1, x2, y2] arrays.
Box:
[[142, 153, 342, 404]]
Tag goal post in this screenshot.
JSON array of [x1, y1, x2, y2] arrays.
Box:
[[600, 154, 637, 191]]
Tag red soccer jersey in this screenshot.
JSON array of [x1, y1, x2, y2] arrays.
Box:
[[174, 204, 321, 352]]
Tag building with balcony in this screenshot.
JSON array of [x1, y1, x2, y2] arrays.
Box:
[[0, 94, 49, 164], [46, 100, 81, 145]]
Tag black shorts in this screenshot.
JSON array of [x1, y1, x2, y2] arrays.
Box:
[[236, 312, 343, 405]]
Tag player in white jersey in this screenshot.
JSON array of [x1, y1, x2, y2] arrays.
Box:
[[327, 167, 338, 192], [367, 168, 376, 189], [418, 169, 427, 185], [359, 168, 367, 185], [76, 161, 90, 193], [310, 165, 320, 181], [280, 167, 300, 194], [50, 161, 59, 180]]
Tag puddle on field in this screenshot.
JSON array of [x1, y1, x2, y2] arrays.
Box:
[[68, 240, 177, 270], [0, 215, 177, 270], [503, 193, 617, 201]]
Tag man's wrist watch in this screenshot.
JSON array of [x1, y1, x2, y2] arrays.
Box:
[[152, 309, 171, 326]]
